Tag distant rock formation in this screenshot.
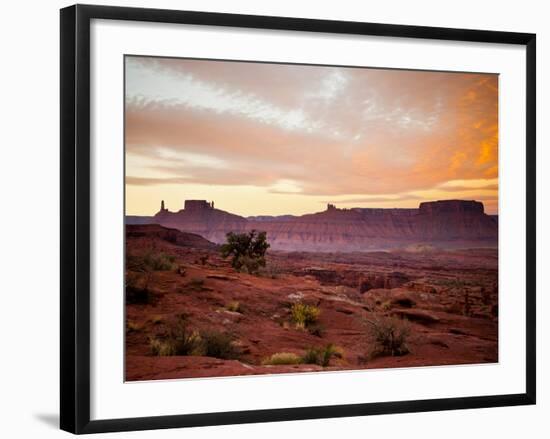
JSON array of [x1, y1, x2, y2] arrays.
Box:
[[126, 224, 217, 250], [152, 199, 247, 244], [125, 199, 498, 252]]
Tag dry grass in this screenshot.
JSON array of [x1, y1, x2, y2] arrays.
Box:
[[225, 301, 242, 313], [302, 344, 342, 367], [365, 315, 411, 357], [262, 352, 303, 365], [290, 302, 320, 329]]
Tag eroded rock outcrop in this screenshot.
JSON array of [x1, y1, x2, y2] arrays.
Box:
[[359, 272, 411, 292], [131, 199, 498, 252], [126, 224, 217, 250]]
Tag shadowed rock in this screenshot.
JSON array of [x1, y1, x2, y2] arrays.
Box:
[[129, 199, 498, 252]]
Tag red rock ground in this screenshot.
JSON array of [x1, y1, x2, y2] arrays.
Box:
[[125, 226, 498, 381]]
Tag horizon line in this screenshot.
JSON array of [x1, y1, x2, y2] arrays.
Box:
[[126, 198, 498, 218]]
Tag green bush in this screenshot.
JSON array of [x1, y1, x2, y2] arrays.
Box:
[[220, 230, 270, 274], [149, 315, 201, 356], [146, 252, 176, 271], [365, 315, 411, 357], [198, 330, 239, 360], [290, 302, 320, 329], [302, 344, 340, 367], [262, 352, 303, 365], [148, 317, 240, 360], [125, 271, 155, 304], [127, 251, 176, 272]]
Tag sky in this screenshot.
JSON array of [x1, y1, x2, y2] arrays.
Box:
[[125, 56, 498, 216]]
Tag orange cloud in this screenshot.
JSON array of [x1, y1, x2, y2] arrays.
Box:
[[125, 57, 498, 215]]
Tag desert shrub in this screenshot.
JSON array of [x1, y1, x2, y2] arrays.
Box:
[[126, 320, 142, 333], [149, 315, 201, 356], [238, 255, 263, 274], [198, 330, 240, 360], [307, 323, 325, 337], [125, 271, 155, 304], [225, 301, 242, 313], [220, 230, 270, 274], [125, 251, 175, 305], [365, 315, 411, 357], [149, 338, 173, 356], [262, 352, 303, 365], [127, 251, 176, 272], [145, 252, 176, 271], [290, 302, 320, 329], [148, 316, 240, 359], [302, 344, 341, 367]]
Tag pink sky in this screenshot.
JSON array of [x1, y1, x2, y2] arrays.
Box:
[[125, 56, 498, 216]]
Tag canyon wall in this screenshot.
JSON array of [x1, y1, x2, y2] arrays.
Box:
[[126, 200, 498, 252]]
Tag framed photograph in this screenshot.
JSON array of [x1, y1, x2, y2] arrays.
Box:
[[60, 4, 536, 434]]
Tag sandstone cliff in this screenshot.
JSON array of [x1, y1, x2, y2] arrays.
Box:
[[127, 199, 497, 252]]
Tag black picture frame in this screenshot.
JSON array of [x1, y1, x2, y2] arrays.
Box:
[[60, 4, 536, 434]]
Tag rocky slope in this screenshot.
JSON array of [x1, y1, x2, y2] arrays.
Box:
[[126, 224, 217, 250], [125, 228, 498, 381], [126, 200, 498, 251]]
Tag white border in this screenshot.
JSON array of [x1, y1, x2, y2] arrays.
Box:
[[90, 19, 526, 421]]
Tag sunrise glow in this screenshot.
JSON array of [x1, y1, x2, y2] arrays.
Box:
[[125, 57, 498, 216]]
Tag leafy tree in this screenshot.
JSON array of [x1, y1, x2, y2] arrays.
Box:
[[220, 230, 270, 274]]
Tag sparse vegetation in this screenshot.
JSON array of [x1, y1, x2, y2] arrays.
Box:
[[125, 271, 155, 304], [366, 315, 411, 357], [225, 301, 242, 313], [126, 215, 499, 380], [263, 344, 343, 367], [198, 330, 240, 359], [307, 323, 324, 337], [148, 316, 239, 359], [125, 250, 177, 304], [302, 344, 342, 367], [126, 320, 142, 333], [220, 230, 270, 274], [290, 302, 320, 329], [127, 251, 176, 272], [149, 315, 201, 356], [262, 352, 303, 365]]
